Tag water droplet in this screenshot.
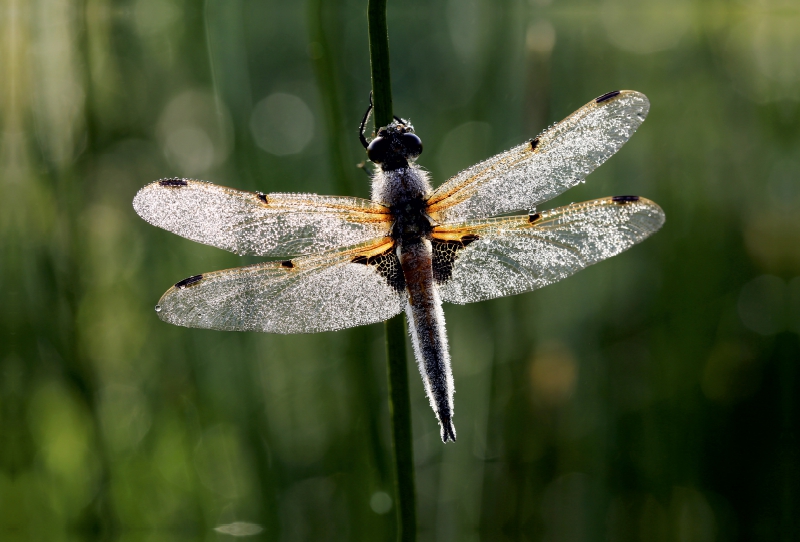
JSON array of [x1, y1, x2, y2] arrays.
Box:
[[370, 491, 393, 514], [155, 305, 162, 312]]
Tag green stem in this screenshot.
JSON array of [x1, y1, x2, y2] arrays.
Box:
[[367, 1, 416, 539], [367, 0, 394, 128], [385, 314, 416, 541]]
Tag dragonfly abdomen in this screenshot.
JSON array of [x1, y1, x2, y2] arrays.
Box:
[[399, 239, 456, 442]]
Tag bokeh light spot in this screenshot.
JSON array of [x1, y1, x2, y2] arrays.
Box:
[[215, 522, 264, 536], [164, 127, 215, 174], [369, 491, 393, 514], [249, 93, 314, 156], [723, 7, 800, 102], [526, 20, 556, 54], [529, 342, 578, 407], [157, 89, 234, 175]]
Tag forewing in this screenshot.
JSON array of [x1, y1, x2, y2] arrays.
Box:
[[133, 179, 392, 257], [156, 238, 406, 333], [427, 91, 650, 222], [433, 196, 665, 304]]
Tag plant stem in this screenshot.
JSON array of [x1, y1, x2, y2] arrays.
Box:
[[367, 1, 417, 540], [367, 0, 393, 128], [385, 314, 416, 541]]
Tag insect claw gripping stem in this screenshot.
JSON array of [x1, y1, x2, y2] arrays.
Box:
[[359, 92, 374, 149]]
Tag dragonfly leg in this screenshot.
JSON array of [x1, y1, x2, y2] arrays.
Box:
[[358, 91, 373, 149]]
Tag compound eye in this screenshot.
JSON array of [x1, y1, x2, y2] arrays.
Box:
[[402, 133, 423, 158], [366, 136, 391, 164]]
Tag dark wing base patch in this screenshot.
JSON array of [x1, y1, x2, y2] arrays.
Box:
[[432, 235, 479, 285], [352, 247, 405, 293]]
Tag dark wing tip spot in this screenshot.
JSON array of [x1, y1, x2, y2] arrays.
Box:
[[159, 178, 188, 187], [175, 274, 203, 289], [528, 212, 541, 223], [530, 137, 540, 151], [612, 195, 640, 204], [595, 90, 621, 103], [257, 193, 268, 204], [280, 260, 294, 269]]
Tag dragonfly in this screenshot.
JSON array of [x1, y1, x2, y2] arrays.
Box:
[[133, 90, 664, 443]]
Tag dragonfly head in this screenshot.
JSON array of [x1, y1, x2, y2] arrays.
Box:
[[367, 120, 423, 170]]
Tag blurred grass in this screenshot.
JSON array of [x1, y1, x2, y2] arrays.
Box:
[[2, 0, 800, 540]]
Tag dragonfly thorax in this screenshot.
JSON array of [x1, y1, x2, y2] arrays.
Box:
[[371, 164, 432, 207], [390, 196, 434, 243]]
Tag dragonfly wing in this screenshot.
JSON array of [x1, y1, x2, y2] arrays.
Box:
[[157, 238, 407, 333], [427, 91, 650, 222], [433, 196, 665, 304], [133, 179, 392, 257]]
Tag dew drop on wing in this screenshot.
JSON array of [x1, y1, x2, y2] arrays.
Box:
[[155, 305, 162, 312]]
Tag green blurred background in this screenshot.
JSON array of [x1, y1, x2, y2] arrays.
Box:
[[2, 0, 800, 540]]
